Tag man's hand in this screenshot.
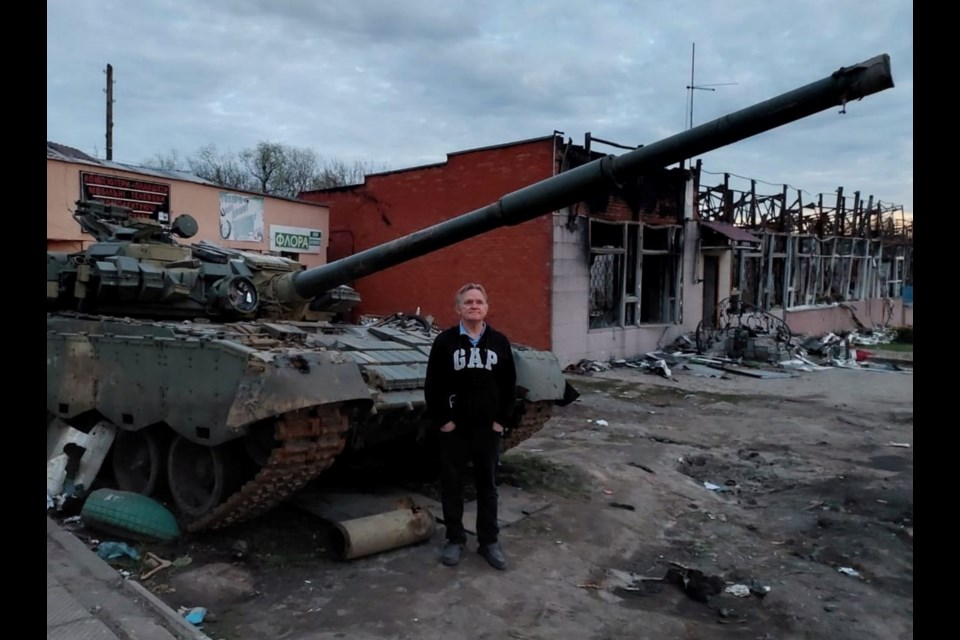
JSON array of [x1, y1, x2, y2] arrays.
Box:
[[440, 421, 456, 433], [492, 422, 504, 433]]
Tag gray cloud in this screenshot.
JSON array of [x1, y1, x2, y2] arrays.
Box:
[[47, 0, 912, 211]]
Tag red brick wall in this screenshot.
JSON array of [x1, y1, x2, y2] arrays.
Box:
[[302, 138, 557, 350]]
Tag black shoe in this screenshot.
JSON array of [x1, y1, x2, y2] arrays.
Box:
[[478, 543, 507, 570], [440, 542, 463, 566]]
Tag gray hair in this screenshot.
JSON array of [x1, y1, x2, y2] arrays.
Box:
[[454, 283, 488, 307]]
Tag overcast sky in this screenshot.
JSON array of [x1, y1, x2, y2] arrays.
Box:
[[47, 0, 913, 213]]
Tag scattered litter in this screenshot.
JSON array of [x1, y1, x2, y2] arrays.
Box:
[[566, 359, 610, 374], [577, 583, 603, 590], [179, 606, 207, 625], [96, 541, 140, 561], [555, 540, 563, 545], [779, 359, 814, 372], [660, 562, 726, 603], [602, 489, 615, 495], [628, 462, 655, 474], [140, 552, 173, 580], [595, 419, 609, 427], [725, 584, 751, 597], [650, 359, 672, 378], [681, 363, 726, 378], [838, 567, 861, 578], [747, 579, 771, 597], [609, 502, 636, 511], [527, 448, 544, 453], [63, 515, 82, 524], [888, 442, 911, 448], [703, 482, 722, 491]]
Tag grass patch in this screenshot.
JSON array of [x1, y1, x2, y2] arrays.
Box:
[[894, 326, 913, 344], [256, 551, 320, 569], [869, 342, 913, 353], [498, 453, 592, 499]]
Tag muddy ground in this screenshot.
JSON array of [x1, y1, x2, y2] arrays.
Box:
[[73, 364, 913, 640]]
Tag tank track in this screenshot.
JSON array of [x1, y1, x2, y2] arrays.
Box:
[[185, 405, 349, 533], [502, 400, 554, 451]]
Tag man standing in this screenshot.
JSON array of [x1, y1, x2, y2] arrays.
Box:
[[424, 283, 517, 570]]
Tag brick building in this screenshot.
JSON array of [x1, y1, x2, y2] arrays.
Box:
[[301, 134, 706, 365]]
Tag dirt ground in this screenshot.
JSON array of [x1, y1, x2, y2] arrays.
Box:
[[76, 364, 913, 640]]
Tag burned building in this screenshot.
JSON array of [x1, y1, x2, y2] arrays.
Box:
[[301, 133, 705, 366]]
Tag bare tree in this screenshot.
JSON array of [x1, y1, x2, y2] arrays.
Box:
[[139, 141, 389, 196], [280, 146, 324, 196], [313, 158, 387, 190], [142, 149, 187, 171], [241, 141, 288, 194]]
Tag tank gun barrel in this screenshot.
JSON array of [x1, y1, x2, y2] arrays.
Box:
[[288, 54, 893, 299]]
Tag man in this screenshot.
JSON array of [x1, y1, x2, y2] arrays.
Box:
[[424, 283, 517, 570]]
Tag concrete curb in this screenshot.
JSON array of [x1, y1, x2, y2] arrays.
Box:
[[48, 517, 212, 640]]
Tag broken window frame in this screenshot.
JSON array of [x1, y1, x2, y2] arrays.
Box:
[[639, 224, 683, 324], [588, 219, 682, 329], [739, 231, 893, 310]]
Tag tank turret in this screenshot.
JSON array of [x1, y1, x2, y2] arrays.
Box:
[[46, 54, 894, 532]]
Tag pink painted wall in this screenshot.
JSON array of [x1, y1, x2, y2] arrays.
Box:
[[774, 298, 907, 336], [47, 159, 331, 269]]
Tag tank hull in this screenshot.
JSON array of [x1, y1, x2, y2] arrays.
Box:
[[47, 312, 568, 531]]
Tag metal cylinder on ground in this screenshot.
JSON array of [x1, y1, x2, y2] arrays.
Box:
[[330, 505, 437, 561]]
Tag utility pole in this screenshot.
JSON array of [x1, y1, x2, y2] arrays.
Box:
[[105, 63, 114, 160]]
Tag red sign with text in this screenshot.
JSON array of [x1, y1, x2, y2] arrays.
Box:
[[80, 172, 172, 219]]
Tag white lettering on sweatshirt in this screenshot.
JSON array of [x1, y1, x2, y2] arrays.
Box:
[[453, 347, 498, 371]]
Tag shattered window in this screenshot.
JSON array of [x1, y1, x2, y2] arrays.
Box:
[[640, 225, 683, 323], [588, 220, 629, 329], [588, 220, 683, 328], [746, 233, 889, 310]]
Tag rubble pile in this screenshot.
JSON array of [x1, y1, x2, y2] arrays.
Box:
[[564, 325, 909, 379]]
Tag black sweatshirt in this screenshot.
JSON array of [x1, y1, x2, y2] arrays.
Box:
[[424, 324, 517, 431]]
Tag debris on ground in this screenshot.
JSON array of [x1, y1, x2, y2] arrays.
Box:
[[568, 320, 909, 381], [838, 567, 861, 578], [660, 562, 727, 603], [96, 541, 140, 561], [140, 552, 173, 580], [179, 606, 207, 626]]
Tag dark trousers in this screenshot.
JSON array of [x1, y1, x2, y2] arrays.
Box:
[[439, 427, 501, 547]]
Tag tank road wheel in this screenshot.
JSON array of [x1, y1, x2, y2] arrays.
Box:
[[166, 436, 242, 522], [111, 429, 166, 496]]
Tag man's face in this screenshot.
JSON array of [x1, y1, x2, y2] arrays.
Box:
[[457, 288, 488, 323]]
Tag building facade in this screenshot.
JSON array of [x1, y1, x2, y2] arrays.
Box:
[[301, 134, 708, 366], [47, 142, 331, 269]]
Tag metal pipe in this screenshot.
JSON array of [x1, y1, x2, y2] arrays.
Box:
[[330, 506, 437, 560], [288, 54, 894, 299]]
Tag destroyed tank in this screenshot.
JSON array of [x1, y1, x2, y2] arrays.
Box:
[[46, 54, 894, 532]]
